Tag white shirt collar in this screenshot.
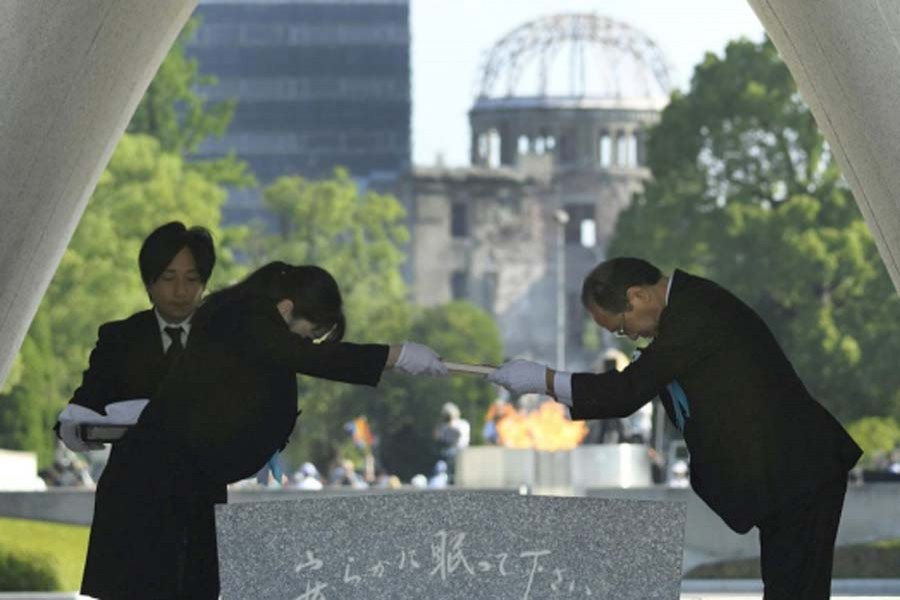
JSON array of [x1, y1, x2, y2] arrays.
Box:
[[154, 308, 193, 351], [665, 272, 675, 306]]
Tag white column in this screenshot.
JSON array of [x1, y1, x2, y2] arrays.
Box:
[[0, 0, 198, 385], [747, 0, 900, 293]]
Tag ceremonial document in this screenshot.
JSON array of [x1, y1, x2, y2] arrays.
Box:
[[442, 361, 496, 376], [57, 399, 149, 447]]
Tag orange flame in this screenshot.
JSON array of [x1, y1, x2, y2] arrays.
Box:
[[495, 401, 588, 451]]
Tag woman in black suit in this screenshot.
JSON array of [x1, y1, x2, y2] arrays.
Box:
[[81, 261, 446, 600]]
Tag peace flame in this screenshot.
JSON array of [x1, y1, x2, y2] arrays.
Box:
[[494, 401, 588, 451]]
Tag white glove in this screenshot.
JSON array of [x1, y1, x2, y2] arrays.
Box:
[[58, 421, 102, 452], [487, 359, 548, 396], [394, 342, 449, 376]]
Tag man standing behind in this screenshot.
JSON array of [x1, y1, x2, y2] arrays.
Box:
[[488, 257, 861, 600], [59, 221, 216, 448]]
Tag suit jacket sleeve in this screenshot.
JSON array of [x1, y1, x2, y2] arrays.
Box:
[[570, 299, 720, 420], [240, 299, 389, 387], [68, 322, 125, 414]]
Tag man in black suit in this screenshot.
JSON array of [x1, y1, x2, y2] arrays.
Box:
[[489, 257, 862, 600], [62, 221, 216, 429], [58, 221, 216, 597]]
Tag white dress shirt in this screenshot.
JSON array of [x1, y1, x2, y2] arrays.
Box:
[[154, 309, 193, 354]]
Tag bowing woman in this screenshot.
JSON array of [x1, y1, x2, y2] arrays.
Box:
[[81, 261, 447, 600]]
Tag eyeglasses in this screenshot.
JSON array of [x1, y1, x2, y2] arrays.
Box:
[[613, 312, 628, 338], [312, 323, 337, 345]]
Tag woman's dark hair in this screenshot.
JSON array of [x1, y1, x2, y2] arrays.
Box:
[[580, 257, 662, 313], [139, 221, 216, 286], [197, 261, 345, 342]]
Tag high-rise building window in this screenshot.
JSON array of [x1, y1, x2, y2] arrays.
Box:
[[451, 202, 469, 238], [482, 271, 498, 313], [564, 204, 594, 244], [580, 219, 596, 247], [451, 271, 468, 299]]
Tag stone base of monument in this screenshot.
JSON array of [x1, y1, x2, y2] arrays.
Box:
[[216, 491, 685, 599]]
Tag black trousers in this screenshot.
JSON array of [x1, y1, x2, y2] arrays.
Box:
[[758, 477, 848, 600], [82, 426, 225, 600]]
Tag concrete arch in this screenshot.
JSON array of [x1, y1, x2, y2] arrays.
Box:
[[0, 0, 198, 385]]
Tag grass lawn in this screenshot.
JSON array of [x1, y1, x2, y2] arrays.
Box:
[[0, 517, 89, 591]]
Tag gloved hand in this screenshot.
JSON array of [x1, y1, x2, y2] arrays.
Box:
[[487, 359, 548, 396], [58, 421, 103, 452], [394, 342, 449, 376]]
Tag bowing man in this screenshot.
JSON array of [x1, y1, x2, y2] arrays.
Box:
[[81, 261, 448, 600], [489, 257, 861, 600]]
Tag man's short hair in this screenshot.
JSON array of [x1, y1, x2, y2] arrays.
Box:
[[138, 221, 216, 286], [580, 257, 662, 313]]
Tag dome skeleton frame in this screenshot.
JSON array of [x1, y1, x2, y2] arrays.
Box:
[[477, 13, 673, 101]]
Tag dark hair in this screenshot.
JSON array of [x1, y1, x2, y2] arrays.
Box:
[[139, 221, 216, 286], [580, 257, 662, 313], [198, 261, 346, 342]]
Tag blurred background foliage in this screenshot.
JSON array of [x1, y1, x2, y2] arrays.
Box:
[[2, 29, 899, 479]]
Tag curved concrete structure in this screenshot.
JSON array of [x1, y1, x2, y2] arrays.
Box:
[[746, 0, 900, 293], [0, 0, 197, 386]]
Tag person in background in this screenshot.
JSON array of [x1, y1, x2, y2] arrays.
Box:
[[434, 401, 470, 484], [80, 261, 447, 600], [292, 462, 324, 490], [482, 390, 515, 445], [428, 459, 450, 488], [489, 257, 861, 600]]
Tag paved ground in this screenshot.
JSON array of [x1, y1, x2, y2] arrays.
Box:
[[2, 581, 900, 599], [680, 578, 900, 599], [0, 592, 900, 600]]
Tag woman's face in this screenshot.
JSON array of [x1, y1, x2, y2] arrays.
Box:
[[288, 317, 335, 343], [287, 317, 317, 339], [276, 300, 336, 342]]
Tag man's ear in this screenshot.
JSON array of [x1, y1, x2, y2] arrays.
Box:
[[625, 285, 646, 309], [275, 299, 294, 322]]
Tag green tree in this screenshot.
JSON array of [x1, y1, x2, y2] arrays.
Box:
[[257, 172, 505, 479], [255, 169, 413, 471], [128, 18, 251, 187], [1, 17, 252, 466], [611, 37, 900, 422], [372, 302, 504, 481], [846, 417, 900, 467], [0, 135, 238, 466], [254, 168, 412, 341]]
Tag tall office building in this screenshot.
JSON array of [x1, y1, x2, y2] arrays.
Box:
[[186, 0, 410, 223]]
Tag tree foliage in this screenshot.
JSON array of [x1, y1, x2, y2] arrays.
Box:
[[373, 302, 504, 480], [611, 38, 900, 422], [256, 172, 504, 478], [254, 169, 411, 339], [0, 135, 238, 466], [128, 18, 251, 187], [0, 14, 254, 466], [129, 19, 231, 156], [846, 417, 900, 467]]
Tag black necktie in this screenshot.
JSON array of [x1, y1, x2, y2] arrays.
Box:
[[164, 326, 184, 359]]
